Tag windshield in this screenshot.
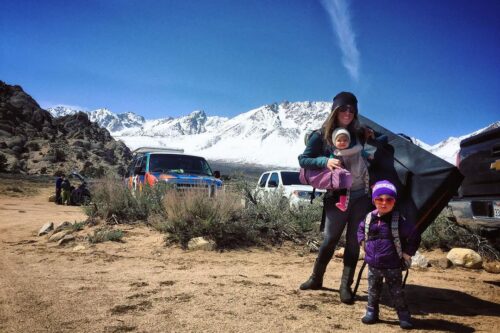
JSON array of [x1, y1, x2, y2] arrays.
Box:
[[149, 154, 213, 176], [281, 171, 301, 185]]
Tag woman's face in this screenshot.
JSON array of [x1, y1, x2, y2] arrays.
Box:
[[336, 105, 355, 127]]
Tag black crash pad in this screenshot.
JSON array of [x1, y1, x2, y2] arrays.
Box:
[[359, 115, 464, 234]]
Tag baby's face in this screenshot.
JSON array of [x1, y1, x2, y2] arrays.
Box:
[[335, 134, 350, 149]]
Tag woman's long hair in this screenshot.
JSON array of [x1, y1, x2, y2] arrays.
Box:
[[322, 105, 363, 146]]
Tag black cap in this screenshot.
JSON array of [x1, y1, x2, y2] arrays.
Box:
[[332, 91, 358, 113]]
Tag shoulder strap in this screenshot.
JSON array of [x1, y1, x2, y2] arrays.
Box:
[[391, 211, 403, 259], [364, 211, 373, 242]]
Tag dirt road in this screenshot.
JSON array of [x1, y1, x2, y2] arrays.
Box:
[[0, 187, 499, 332]]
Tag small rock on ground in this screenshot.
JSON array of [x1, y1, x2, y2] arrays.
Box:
[[38, 222, 54, 236]]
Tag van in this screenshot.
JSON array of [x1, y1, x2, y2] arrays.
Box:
[[126, 147, 223, 196]]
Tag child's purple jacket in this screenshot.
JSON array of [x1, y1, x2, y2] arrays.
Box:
[[357, 210, 421, 269]]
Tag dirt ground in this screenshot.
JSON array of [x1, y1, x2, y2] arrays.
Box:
[[0, 184, 499, 333]]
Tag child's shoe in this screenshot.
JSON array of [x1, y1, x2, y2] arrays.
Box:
[[397, 310, 413, 329], [361, 306, 379, 324], [335, 195, 348, 212]]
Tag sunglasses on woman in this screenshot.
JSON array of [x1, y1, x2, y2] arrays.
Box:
[[338, 105, 355, 114], [374, 197, 396, 204]]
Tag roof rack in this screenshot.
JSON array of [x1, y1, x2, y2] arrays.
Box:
[[132, 146, 184, 154]]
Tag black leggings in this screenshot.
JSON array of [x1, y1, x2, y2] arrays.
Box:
[[317, 194, 372, 278]]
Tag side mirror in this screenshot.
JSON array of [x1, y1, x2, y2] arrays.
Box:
[[214, 170, 221, 179], [268, 180, 278, 188]]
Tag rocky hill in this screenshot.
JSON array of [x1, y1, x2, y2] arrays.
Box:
[[0, 81, 132, 176]]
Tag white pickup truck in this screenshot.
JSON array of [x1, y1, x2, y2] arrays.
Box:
[[255, 170, 325, 207]]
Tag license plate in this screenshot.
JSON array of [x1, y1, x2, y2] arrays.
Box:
[[494, 201, 500, 219]]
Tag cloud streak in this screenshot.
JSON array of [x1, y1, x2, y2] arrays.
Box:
[[319, 0, 360, 82]]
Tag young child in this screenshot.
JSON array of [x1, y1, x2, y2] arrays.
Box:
[[330, 128, 371, 211], [357, 180, 421, 329]]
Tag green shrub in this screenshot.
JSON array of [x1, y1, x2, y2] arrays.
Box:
[[83, 177, 170, 223], [82, 175, 324, 250], [71, 221, 85, 232], [422, 209, 500, 260], [242, 189, 323, 245], [158, 179, 324, 249], [87, 227, 124, 243], [160, 190, 256, 249]]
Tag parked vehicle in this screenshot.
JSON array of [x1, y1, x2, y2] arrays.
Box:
[[448, 127, 500, 231], [126, 147, 223, 196], [255, 170, 325, 207]]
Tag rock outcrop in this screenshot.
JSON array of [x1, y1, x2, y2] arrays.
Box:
[[0, 81, 132, 176]]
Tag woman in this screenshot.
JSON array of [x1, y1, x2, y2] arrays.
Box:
[[298, 91, 373, 304]]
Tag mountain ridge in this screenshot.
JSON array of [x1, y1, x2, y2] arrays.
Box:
[[47, 104, 499, 168]]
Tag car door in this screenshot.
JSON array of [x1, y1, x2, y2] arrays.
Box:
[[268, 172, 280, 194], [255, 172, 270, 199]]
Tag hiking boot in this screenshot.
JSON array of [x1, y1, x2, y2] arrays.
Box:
[[339, 285, 354, 303], [299, 275, 323, 290], [299, 259, 326, 290], [361, 306, 379, 324], [339, 266, 355, 304], [398, 310, 413, 329]]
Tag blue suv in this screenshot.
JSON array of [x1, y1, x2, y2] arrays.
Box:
[[126, 147, 223, 196]]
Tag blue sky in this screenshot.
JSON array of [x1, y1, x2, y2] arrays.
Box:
[[1, 0, 499, 145]]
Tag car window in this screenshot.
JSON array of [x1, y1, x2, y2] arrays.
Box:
[[148, 154, 213, 176], [269, 172, 279, 187], [259, 173, 270, 187], [281, 171, 301, 185]]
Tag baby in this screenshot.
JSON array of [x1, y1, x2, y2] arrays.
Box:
[[330, 128, 371, 211]]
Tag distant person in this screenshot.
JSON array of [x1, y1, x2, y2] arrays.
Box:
[[330, 127, 371, 211], [298, 91, 374, 304], [61, 175, 71, 205], [357, 180, 420, 329], [55, 174, 64, 204]]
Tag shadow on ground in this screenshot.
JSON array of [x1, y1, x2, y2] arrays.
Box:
[[353, 283, 499, 332]]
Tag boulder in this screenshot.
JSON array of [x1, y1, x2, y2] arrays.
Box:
[[411, 251, 429, 268], [483, 261, 500, 274], [57, 234, 75, 246], [334, 247, 344, 258], [38, 222, 54, 236], [334, 247, 365, 260], [49, 230, 69, 242], [187, 237, 215, 251], [447, 248, 483, 269]]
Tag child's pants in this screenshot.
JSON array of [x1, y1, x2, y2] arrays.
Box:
[[367, 266, 407, 311], [61, 189, 71, 205]]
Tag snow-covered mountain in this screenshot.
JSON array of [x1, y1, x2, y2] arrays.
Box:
[[47, 106, 145, 132], [47, 103, 499, 167], [427, 121, 499, 164]]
